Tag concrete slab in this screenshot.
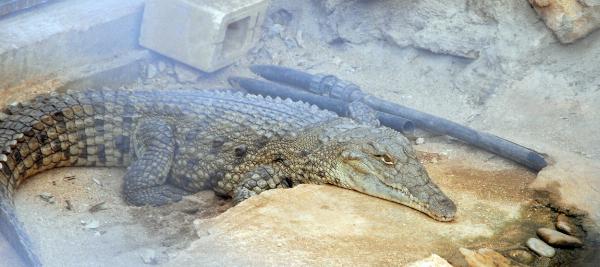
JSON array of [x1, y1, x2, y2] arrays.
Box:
[[0, 0, 145, 91], [140, 0, 269, 72], [0, 50, 151, 106], [0, 0, 49, 17]]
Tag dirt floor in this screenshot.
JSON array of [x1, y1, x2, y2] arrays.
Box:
[[1, 0, 599, 266], [1, 140, 594, 267], [1, 144, 586, 267]]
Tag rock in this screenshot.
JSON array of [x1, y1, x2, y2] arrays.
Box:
[[267, 23, 285, 38], [171, 184, 525, 266], [139, 248, 158, 265], [317, 0, 356, 14], [174, 64, 199, 83], [146, 64, 158, 79], [537, 227, 583, 248], [269, 8, 293, 26], [579, 0, 600, 7], [157, 61, 167, 72], [284, 37, 298, 49], [410, 19, 489, 59], [39, 192, 55, 204], [322, 0, 494, 57], [89, 202, 107, 213], [459, 247, 518, 267], [416, 138, 425, 145], [296, 30, 305, 48], [556, 214, 577, 236], [332, 56, 343, 66], [83, 220, 100, 230], [528, 0, 600, 43], [506, 249, 535, 265], [92, 177, 103, 186], [526, 237, 556, 257], [532, 0, 551, 7], [406, 254, 453, 267]]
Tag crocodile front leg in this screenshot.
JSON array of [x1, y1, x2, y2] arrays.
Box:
[[123, 119, 187, 206], [233, 165, 291, 204]]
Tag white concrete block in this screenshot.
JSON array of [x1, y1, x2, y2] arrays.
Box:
[[140, 0, 269, 72]]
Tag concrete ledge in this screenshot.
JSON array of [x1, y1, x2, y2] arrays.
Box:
[[140, 0, 268, 72], [0, 0, 145, 90], [0, 50, 151, 107], [0, 0, 49, 17]]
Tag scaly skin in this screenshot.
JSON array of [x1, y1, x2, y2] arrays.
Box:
[[0, 89, 455, 266]]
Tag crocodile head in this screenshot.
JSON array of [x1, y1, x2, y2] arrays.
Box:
[[320, 120, 456, 222]]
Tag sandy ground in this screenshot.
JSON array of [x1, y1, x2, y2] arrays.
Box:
[[1, 145, 577, 267], [1, 0, 599, 266], [9, 168, 230, 267], [0, 141, 591, 267]]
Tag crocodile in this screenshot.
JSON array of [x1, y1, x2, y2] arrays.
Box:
[[0, 88, 456, 266]]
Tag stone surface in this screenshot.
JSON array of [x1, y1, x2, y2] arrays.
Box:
[[316, 0, 355, 14], [318, 0, 495, 59], [529, 0, 600, 43], [556, 214, 577, 236], [459, 248, 518, 267], [579, 0, 600, 6], [140, 0, 269, 72], [406, 254, 454, 267], [145, 64, 159, 79], [537, 227, 583, 248], [174, 63, 200, 83], [526, 238, 556, 257], [506, 249, 535, 265], [168, 178, 536, 266], [530, 149, 600, 234], [0, 0, 145, 91], [139, 248, 158, 265], [0, 0, 48, 17]]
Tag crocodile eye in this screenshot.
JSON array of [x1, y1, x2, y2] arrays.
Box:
[[379, 154, 395, 165]]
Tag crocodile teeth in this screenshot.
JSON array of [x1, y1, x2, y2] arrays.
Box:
[[0, 154, 7, 162]]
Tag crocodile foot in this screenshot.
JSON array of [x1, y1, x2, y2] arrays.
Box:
[[125, 184, 188, 206]]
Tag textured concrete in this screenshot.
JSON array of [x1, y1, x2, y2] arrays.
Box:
[[0, 0, 145, 91], [529, 0, 600, 43], [140, 0, 269, 72], [0, 0, 49, 17]]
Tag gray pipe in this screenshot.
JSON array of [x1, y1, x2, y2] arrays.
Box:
[[249, 65, 547, 171], [228, 77, 416, 135]]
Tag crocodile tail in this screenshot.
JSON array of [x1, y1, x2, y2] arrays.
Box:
[[0, 92, 92, 267], [1, 105, 45, 266], [0, 185, 42, 267]]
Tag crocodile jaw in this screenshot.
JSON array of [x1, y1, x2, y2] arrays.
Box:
[[334, 162, 456, 222]]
